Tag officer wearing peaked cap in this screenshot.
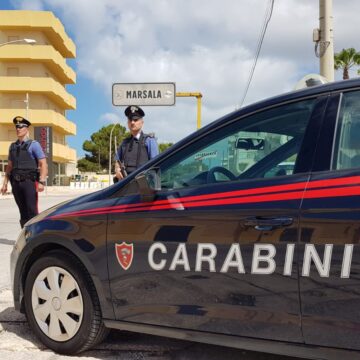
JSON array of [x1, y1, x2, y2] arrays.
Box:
[[124, 105, 145, 120], [1, 116, 48, 228], [13, 116, 31, 127], [115, 106, 159, 181]]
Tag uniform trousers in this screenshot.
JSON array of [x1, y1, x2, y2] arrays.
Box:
[[11, 179, 38, 228]]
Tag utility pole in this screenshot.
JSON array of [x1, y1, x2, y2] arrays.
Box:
[[314, 0, 334, 81], [98, 147, 101, 173], [176, 92, 202, 129]]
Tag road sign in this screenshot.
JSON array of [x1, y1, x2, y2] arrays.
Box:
[[112, 82, 176, 106]]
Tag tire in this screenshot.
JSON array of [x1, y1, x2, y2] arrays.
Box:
[[24, 250, 109, 354]]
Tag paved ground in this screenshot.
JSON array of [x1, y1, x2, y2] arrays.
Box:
[[0, 188, 300, 359]]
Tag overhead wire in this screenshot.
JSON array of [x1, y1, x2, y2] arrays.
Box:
[[238, 0, 275, 108]]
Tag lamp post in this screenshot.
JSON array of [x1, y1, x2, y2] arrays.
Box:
[[0, 38, 36, 47], [98, 147, 101, 173], [24, 92, 29, 120], [108, 123, 120, 186]]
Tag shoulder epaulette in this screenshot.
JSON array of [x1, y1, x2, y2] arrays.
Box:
[[144, 132, 155, 138]]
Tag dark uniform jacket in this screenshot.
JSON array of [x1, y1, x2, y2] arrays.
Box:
[[9, 139, 39, 180], [119, 133, 153, 174]]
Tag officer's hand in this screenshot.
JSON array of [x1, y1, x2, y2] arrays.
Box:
[[37, 183, 45, 192], [115, 171, 124, 180], [1, 184, 7, 195]]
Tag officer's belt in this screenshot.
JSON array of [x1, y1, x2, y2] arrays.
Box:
[[12, 173, 37, 182]]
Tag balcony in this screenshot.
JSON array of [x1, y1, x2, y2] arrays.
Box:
[[53, 143, 76, 163], [0, 140, 76, 163], [0, 11, 75, 58], [0, 45, 76, 84], [0, 109, 76, 135], [0, 76, 76, 109]]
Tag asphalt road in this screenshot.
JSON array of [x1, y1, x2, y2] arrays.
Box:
[[0, 190, 302, 360]]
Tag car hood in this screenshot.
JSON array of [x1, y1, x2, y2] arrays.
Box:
[[25, 188, 115, 226]]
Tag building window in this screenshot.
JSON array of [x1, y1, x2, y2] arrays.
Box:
[[7, 67, 19, 76]]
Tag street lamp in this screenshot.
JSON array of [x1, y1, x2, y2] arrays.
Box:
[[109, 123, 120, 186], [0, 38, 36, 47]]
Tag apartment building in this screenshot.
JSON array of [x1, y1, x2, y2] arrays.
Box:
[[0, 10, 76, 185]]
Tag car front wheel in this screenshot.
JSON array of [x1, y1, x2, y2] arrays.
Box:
[[24, 250, 108, 354]]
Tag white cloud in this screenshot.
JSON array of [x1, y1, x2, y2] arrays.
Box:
[[99, 112, 121, 124], [11, 0, 44, 10], [10, 0, 360, 144]]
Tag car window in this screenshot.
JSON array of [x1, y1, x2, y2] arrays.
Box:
[[160, 99, 316, 190], [332, 91, 360, 170]]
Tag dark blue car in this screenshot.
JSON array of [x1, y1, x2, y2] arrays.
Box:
[[11, 78, 360, 359]]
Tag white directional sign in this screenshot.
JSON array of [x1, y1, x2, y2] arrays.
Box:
[[112, 82, 176, 106]]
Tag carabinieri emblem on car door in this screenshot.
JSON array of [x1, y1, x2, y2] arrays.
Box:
[[115, 242, 134, 270]]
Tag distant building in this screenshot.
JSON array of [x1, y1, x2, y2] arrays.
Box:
[[0, 10, 76, 185]]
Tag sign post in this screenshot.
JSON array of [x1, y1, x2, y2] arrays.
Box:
[[176, 92, 202, 129]]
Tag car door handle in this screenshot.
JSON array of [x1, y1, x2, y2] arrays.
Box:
[[243, 216, 294, 231]]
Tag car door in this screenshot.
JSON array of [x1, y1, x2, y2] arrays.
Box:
[[299, 90, 360, 351], [107, 96, 324, 343]]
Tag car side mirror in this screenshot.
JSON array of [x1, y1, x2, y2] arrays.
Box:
[[236, 138, 265, 150], [135, 168, 161, 202]]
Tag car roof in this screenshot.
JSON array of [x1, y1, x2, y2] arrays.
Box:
[[244, 77, 360, 112]]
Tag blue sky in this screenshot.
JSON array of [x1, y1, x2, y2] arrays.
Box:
[[2, 0, 360, 158]]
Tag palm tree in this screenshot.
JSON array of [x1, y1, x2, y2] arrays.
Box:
[[334, 48, 360, 80]]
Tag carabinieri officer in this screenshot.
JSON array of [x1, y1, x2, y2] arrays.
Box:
[[114, 106, 158, 181], [0, 116, 48, 228]]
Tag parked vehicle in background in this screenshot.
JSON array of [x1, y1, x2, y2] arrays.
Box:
[[11, 78, 360, 359]]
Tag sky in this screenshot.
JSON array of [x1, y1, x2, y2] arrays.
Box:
[[2, 0, 360, 157]]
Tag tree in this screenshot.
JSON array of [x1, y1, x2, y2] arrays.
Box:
[[159, 142, 173, 153], [77, 125, 173, 172], [77, 158, 99, 173], [334, 48, 360, 80], [77, 124, 128, 172]]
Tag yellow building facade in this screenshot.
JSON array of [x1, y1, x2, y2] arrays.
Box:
[[0, 10, 76, 184]]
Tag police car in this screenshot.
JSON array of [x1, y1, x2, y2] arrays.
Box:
[[10, 78, 360, 359]]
